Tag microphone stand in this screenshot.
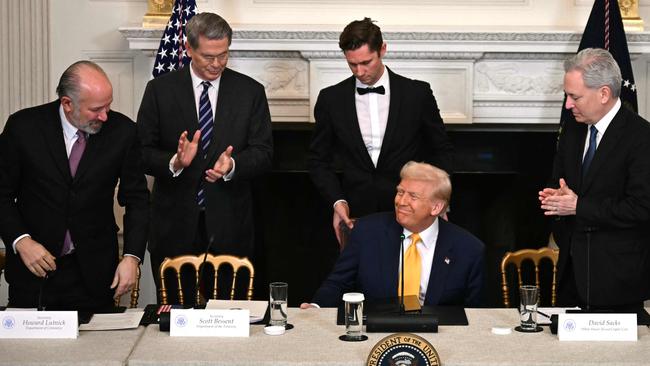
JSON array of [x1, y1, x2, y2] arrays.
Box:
[[195, 235, 215, 308], [584, 227, 594, 312], [37, 273, 49, 311], [399, 234, 406, 314], [364, 233, 438, 332]]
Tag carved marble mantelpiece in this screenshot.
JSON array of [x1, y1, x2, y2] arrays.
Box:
[[119, 25, 650, 124]]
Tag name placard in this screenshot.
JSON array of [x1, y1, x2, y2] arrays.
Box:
[[0, 311, 78, 339], [170, 309, 249, 337], [558, 313, 637, 341]]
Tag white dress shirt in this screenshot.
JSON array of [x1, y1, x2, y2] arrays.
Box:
[[168, 64, 235, 180], [582, 98, 620, 159], [355, 66, 390, 167]]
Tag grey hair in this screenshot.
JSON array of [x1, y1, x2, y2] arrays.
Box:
[[56, 60, 107, 102], [399, 161, 451, 208], [186, 12, 232, 49], [564, 48, 622, 97]]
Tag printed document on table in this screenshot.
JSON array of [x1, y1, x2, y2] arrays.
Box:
[[206, 300, 267, 323], [79, 311, 144, 331]]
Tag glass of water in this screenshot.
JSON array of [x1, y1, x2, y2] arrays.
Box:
[[269, 282, 288, 327], [519, 285, 539, 331], [343, 292, 365, 340]]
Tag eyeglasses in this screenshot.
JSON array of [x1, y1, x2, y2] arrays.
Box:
[[198, 52, 228, 63]]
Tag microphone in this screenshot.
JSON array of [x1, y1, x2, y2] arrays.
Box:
[[583, 226, 597, 311], [399, 234, 406, 314], [364, 232, 438, 333], [37, 273, 49, 311], [195, 235, 215, 308]]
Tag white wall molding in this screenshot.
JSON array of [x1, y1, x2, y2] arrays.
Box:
[[120, 25, 650, 124], [0, 0, 50, 125], [84, 50, 137, 119]]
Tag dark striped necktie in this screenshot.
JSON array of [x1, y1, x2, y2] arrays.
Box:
[[197, 81, 214, 207]]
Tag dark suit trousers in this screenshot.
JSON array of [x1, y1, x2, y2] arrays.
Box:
[[8, 253, 113, 311], [558, 254, 644, 312]]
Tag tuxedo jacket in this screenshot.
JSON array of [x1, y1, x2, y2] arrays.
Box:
[[137, 66, 273, 258], [0, 101, 149, 298], [552, 106, 650, 307], [312, 212, 485, 307], [308, 68, 453, 217]]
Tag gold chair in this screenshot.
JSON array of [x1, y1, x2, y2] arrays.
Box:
[[114, 259, 141, 308], [500, 247, 559, 307], [159, 254, 255, 305]]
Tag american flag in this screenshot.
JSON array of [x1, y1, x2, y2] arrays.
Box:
[[558, 0, 637, 134], [152, 0, 198, 78]]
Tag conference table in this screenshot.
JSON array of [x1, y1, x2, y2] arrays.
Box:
[[127, 308, 650, 366], [1, 308, 649, 365], [0, 326, 145, 366]]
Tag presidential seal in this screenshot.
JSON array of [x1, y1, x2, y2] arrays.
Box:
[[367, 333, 440, 366]]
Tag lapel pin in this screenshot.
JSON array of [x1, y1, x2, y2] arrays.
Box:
[[444, 257, 450, 265]]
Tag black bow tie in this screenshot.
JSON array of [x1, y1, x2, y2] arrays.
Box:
[[357, 85, 385, 95]]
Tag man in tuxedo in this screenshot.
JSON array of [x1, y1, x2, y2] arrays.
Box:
[[302, 162, 484, 308], [0, 61, 149, 310], [539, 48, 650, 309], [308, 18, 453, 248], [137, 13, 273, 293]]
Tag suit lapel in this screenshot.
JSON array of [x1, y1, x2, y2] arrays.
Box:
[[41, 102, 73, 182], [178, 66, 200, 135], [343, 76, 375, 169], [424, 219, 453, 305], [580, 108, 626, 192], [377, 68, 400, 169], [380, 218, 402, 296], [569, 123, 588, 191], [74, 126, 105, 183], [207, 68, 234, 163]]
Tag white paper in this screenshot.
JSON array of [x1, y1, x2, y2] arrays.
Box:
[[0, 311, 78, 339], [78, 311, 144, 331], [170, 309, 250, 337], [558, 313, 637, 341], [206, 300, 267, 323]]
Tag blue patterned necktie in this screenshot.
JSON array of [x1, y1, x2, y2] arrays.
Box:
[[197, 81, 214, 207], [582, 125, 598, 178]]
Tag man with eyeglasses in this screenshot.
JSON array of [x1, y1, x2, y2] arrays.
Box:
[[137, 12, 273, 298]]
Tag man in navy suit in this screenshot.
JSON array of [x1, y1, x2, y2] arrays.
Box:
[[540, 48, 650, 309], [302, 162, 484, 308], [137, 13, 273, 294], [0, 61, 149, 310], [308, 18, 453, 248]]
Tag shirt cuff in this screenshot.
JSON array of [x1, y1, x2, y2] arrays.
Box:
[[222, 157, 236, 181], [12, 234, 31, 254], [169, 154, 184, 177], [333, 199, 348, 210], [123, 253, 141, 263], [310, 303, 321, 308]]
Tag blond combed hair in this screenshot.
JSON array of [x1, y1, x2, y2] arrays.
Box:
[[399, 161, 451, 210]]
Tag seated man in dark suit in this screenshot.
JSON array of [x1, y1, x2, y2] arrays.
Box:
[[302, 161, 484, 308]]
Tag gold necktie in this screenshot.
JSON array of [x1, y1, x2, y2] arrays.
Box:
[[399, 233, 422, 298]]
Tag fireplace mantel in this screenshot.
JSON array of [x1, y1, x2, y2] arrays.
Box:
[[120, 25, 650, 124]]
